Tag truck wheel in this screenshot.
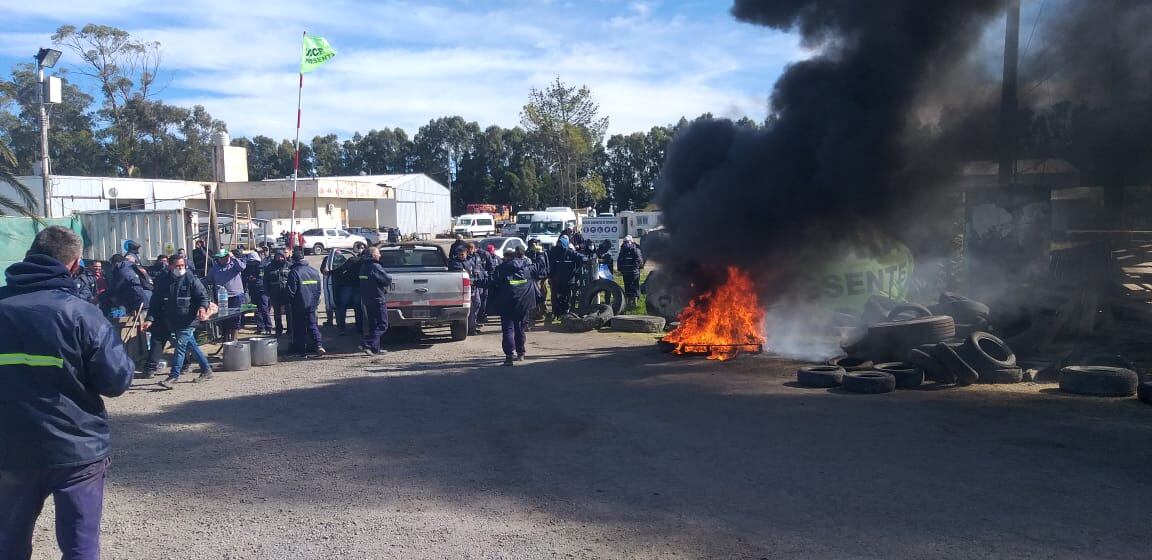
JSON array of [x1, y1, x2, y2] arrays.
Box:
[[312, 243, 324, 255], [450, 320, 469, 341], [353, 242, 366, 253]]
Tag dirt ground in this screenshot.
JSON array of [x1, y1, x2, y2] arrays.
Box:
[[28, 318, 1152, 559]]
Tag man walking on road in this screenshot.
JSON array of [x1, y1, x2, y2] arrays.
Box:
[[616, 235, 645, 309], [0, 226, 134, 560], [358, 247, 392, 355], [146, 255, 215, 389], [286, 250, 325, 358]]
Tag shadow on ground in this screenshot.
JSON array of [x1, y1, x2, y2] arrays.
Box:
[[111, 342, 1152, 558]]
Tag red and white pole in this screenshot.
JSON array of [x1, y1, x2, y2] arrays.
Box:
[[288, 31, 305, 251]]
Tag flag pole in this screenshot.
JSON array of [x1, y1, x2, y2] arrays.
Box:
[[289, 31, 305, 252]]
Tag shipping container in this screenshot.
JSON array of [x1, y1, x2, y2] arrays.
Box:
[[76, 209, 197, 264]]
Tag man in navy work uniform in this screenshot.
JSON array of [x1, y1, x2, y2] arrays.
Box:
[[286, 250, 326, 358], [483, 248, 547, 366], [357, 247, 392, 355], [0, 226, 134, 560]]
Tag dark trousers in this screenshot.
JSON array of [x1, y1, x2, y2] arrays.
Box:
[[0, 458, 108, 560], [290, 306, 322, 354], [477, 287, 489, 322], [622, 270, 641, 298], [145, 325, 171, 371], [469, 288, 484, 331], [550, 280, 572, 316], [271, 300, 291, 336], [223, 294, 245, 338], [361, 300, 389, 352], [252, 292, 272, 332], [501, 315, 527, 357], [333, 286, 362, 334]]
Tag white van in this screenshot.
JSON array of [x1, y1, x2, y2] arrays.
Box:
[[528, 209, 579, 248], [452, 213, 497, 237], [502, 211, 536, 238]]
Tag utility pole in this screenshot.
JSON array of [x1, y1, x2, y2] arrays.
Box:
[[203, 183, 218, 277], [37, 63, 52, 217], [999, 0, 1021, 186]]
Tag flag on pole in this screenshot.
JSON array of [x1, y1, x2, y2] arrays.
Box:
[[301, 35, 337, 73]]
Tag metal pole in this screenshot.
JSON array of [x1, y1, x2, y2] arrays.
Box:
[[37, 63, 52, 218], [204, 183, 218, 277], [289, 31, 306, 252], [999, 0, 1021, 186]]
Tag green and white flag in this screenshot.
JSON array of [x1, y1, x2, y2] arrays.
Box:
[[301, 35, 337, 73]]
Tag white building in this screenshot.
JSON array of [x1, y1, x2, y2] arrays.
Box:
[[7, 175, 208, 217]]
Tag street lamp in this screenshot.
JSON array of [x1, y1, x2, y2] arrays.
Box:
[[34, 47, 62, 218]]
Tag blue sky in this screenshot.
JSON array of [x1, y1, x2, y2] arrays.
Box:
[[0, 1, 805, 140]]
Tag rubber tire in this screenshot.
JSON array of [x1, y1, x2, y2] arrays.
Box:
[[1138, 381, 1152, 404], [1058, 366, 1139, 397], [797, 365, 845, 388], [933, 342, 980, 386], [560, 314, 599, 333], [578, 279, 625, 316], [450, 320, 469, 341], [960, 332, 1017, 372], [867, 315, 957, 362], [886, 303, 933, 321], [588, 303, 614, 329], [313, 243, 324, 255], [609, 315, 667, 333], [908, 348, 954, 384], [873, 362, 925, 389], [842, 372, 896, 394], [979, 366, 1023, 384], [353, 242, 366, 253], [828, 356, 873, 372]]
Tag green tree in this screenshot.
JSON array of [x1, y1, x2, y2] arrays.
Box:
[[310, 133, 342, 176], [234, 135, 280, 180], [359, 128, 412, 174], [412, 116, 480, 187], [52, 24, 162, 177], [0, 81, 40, 217], [603, 125, 672, 211], [0, 64, 108, 176], [520, 78, 609, 207]]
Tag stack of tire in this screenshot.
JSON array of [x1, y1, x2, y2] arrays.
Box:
[[905, 331, 1022, 386], [843, 304, 956, 363], [795, 361, 925, 394], [558, 304, 615, 333]]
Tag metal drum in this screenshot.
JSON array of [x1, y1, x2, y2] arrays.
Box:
[[249, 337, 279, 366], [221, 341, 251, 371]]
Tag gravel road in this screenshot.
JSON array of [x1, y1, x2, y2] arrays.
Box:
[[27, 321, 1152, 559]]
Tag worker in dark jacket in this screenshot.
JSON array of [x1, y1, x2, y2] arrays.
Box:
[[616, 235, 645, 309], [358, 247, 393, 355], [449, 245, 481, 334], [526, 239, 550, 320], [243, 254, 272, 335], [109, 252, 152, 314], [264, 249, 292, 337], [449, 234, 469, 259], [467, 243, 490, 333], [482, 248, 547, 366], [286, 250, 325, 357], [0, 226, 134, 559], [546, 235, 585, 320], [325, 253, 363, 336], [145, 255, 214, 389], [192, 239, 208, 277], [73, 259, 99, 304]]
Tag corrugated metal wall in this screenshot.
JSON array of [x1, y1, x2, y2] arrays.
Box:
[[76, 209, 191, 263], [392, 175, 451, 237]]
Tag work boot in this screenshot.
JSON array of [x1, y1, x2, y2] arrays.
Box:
[[194, 370, 214, 383], [358, 345, 375, 356], [516, 353, 526, 361], [158, 376, 179, 390], [311, 347, 328, 358], [502, 356, 515, 367]]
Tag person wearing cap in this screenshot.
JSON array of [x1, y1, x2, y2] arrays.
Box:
[[545, 234, 585, 320], [481, 247, 547, 366], [617, 235, 645, 309], [207, 249, 245, 342], [357, 247, 392, 355], [263, 249, 293, 337], [286, 250, 325, 357], [243, 253, 273, 335]]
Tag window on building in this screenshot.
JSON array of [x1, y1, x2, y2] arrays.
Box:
[[111, 199, 146, 210]]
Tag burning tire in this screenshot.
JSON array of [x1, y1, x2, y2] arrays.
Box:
[[979, 366, 1024, 384], [610, 315, 667, 333], [578, 279, 625, 317], [841, 371, 896, 394], [959, 332, 1016, 372], [796, 365, 845, 388], [827, 356, 873, 372], [932, 342, 980, 386], [873, 362, 924, 389], [1058, 366, 1139, 397]]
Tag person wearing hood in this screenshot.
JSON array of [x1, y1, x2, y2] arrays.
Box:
[[357, 247, 393, 355], [243, 253, 273, 335], [145, 254, 215, 389], [207, 249, 245, 342], [108, 251, 152, 314], [0, 226, 134, 559], [286, 250, 325, 357], [617, 235, 645, 309], [546, 235, 585, 320], [481, 248, 548, 366], [263, 249, 292, 337], [73, 259, 99, 304]]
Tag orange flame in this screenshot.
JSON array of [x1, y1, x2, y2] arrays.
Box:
[[663, 266, 766, 361]]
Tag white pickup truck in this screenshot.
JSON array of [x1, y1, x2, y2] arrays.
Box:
[[322, 244, 472, 341], [302, 228, 368, 255]]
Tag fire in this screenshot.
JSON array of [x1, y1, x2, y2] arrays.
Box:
[[663, 266, 766, 361]]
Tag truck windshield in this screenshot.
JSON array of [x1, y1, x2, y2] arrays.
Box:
[[530, 221, 563, 234]]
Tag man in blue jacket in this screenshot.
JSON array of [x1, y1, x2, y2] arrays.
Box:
[[146, 255, 215, 389], [357, 247, 392, 355], [546, 235, 585, 320], [484, 248, 548, 366], [0, 226, 135, 560], [286, 250, 325, 358]]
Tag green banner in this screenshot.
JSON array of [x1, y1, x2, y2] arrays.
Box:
[[301, 35, 337, 73]]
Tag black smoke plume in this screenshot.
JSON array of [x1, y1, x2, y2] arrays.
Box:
[[654, 0, 1007, 292]]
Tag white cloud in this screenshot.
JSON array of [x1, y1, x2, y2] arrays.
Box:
[[1, 0, 803, 140]]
